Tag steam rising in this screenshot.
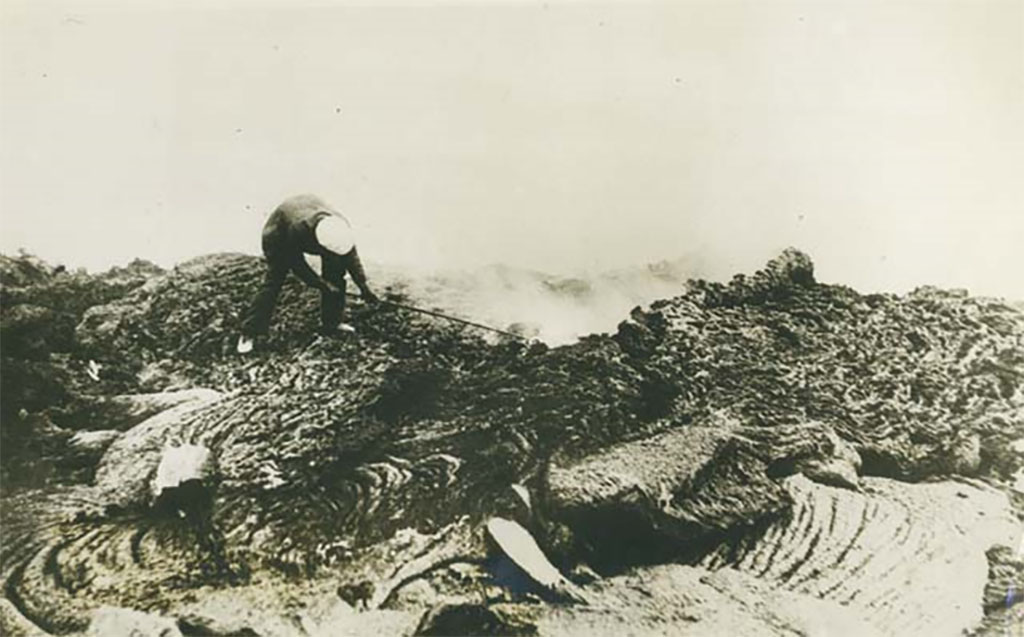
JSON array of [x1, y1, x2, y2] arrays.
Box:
[[370, 257, 713, 345]]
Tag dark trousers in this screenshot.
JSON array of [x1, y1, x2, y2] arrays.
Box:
[[240, 254, 347, 338], [319, 254, 348, 331]]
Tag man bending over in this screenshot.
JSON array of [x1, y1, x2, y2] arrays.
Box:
[[237, 194, 379, 353]]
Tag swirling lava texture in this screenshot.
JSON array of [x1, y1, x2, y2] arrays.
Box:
[[1, 249, 1022, 635]]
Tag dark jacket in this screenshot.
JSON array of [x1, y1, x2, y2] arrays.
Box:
[[261, 194, 370, 293]]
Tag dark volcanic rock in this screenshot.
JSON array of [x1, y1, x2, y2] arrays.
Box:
[[2, 248, 1023, 635], [0, 304, 67, 360], [983, 544, 1024, 610], [541, 420, 864, 572], [416, 603, 538, 636], [979, 543, 1024, 637], [765, 247, 816, 285], [1, 253, 165, 488]]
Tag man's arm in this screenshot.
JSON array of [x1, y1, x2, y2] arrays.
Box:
[[290, 255, 339, 295], [344, 248, 378, 301]]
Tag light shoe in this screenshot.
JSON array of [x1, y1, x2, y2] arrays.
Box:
[[236, 335, 254, 354], [318, 324, 356, 339]]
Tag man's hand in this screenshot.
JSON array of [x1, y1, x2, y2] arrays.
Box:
[[361, 289, 380, 305]]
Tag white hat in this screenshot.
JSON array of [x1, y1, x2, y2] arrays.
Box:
[[315, 216, 356, 255]]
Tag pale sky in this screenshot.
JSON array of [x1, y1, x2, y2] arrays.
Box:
[[1, 0, 1022, 298]]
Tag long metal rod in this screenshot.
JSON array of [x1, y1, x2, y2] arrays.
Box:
[[347, 292, 525, 340]]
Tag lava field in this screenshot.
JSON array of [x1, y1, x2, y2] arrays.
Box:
[[1, 248, 1022, 636]]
